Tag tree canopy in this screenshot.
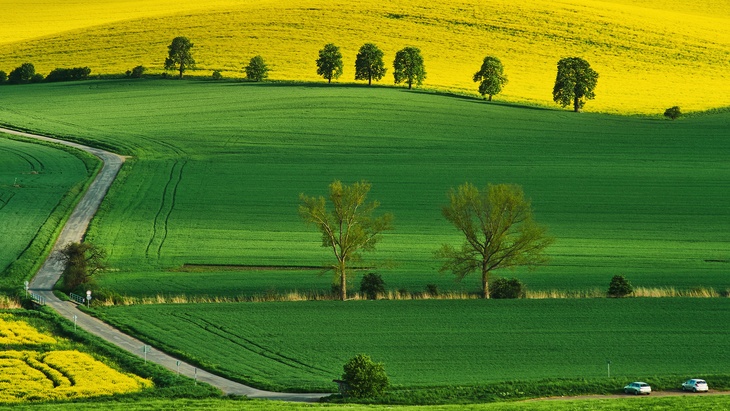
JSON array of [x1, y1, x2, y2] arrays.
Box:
[[355, 43, 387, 85], [436, 183, 553, 299], [552, 57, 598, 112], [299, 180, 393, 301], [341, 354, 390, 398], [245, 55, 269, 82], [164, 36, 196, 79], [316, 43, 343, 83], [7, 63, 36, 84], [393, 47, 426, 89], [473, 56, 508, 101], [59, 242, 107, 292]]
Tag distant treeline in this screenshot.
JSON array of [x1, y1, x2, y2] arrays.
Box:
[[0, 63, 91, 84]]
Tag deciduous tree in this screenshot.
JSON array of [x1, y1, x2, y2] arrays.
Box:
[[393, 47, 426, 89], [355, 43, 386, 85], [553, 57, 598, 112], [59, 242, 107, 292], [473, 56, 507, 101], [316, 43, 343, 84], [436, 183, 553, 299], [245, 55, 269, 82], [299, 180, 393, 301], [342, 354, 390, 398], [7, 63, 36, 84], [164, 36, 196, 79]]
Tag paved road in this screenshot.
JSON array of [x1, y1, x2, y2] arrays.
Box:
[[1, 127, 328, 402]]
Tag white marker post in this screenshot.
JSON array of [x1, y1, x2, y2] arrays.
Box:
[[176, 360, 181, 375], [24, 281, 29, 296], [85, 290, 92, 308], [73, 315, 78, 331], [607, 360, 611, 378]]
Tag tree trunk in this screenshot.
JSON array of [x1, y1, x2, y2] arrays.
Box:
[[488, 94, 493, 102], [179, 65, 184, 79], [328, 77, 331, 84], [339, 260, 347, 301], [408, 80, 412, 90], [573, 96, 580, 112], [368, 76, 372, 86], [482, 270, 490, 299]]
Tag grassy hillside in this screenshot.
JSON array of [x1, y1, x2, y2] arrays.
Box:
[[96, 299, 730, 392], [1, 0, 729, 113], [0, 81, 728, 298], [0, 136, 91, 294]]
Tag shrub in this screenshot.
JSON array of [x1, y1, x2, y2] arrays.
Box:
[[244, 55, 269, 81], [45, 67, 91, 82], [664, 106, 681, 120], [31, 73, 45, 83], [490, 278, 525, 299], [360, 273, 385, 300], [211, 70, 222, 80], [341, 354, 389, 398], [425, 284, 439, 297], [8, 63, 35, 84], [0, 70, 7, 83], [130, 66, 145, 78], [607, 275, 633, 297]]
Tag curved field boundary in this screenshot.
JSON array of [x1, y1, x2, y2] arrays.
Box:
[[0, 127, 327, 402]]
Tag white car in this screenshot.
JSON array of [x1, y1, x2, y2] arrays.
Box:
[[624, 381, 651, 395], [682, 379, 709, 392]]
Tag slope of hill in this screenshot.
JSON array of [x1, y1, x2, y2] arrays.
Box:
[[1, 0, 728, 114]]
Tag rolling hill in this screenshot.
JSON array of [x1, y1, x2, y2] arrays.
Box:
[[1, 0, 729, 114]]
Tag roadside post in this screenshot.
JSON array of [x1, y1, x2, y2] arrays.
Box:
[[143, 345, 150, 362], [24, 281, 29, 296], [85, 290, 92, 308], [607, 359, 611, 378], [73, 315, 78, 331], [176, 360, 181, 375]]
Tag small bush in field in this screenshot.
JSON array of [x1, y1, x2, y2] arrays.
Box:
[[360, 273, 385, 299], [664, 106, 681, 120], [341, 353, 389, 398], [490, 278, 525, 299], [212, 70, 222, 80], [607, 275, 633, 297], [425, 283, 439, 296]]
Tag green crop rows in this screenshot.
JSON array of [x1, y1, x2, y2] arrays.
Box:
[[95, 298, 730, 392], [0, 80, 727, 297], [0, 136, 91, 293]]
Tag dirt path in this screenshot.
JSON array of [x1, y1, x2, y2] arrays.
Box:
[[0, 127, 328, 402]]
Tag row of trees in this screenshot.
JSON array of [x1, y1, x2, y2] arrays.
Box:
[[0, 63, 91, 85], [299, 180, 553, 301], [164, 36, 599, 111]]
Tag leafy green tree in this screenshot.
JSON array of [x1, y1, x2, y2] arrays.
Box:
[[360, 273, 385, 300], [664, 106, 681, 120], [164, 36, 196, 79], [0, 70, 7, 83], [355, 43, 386, 85], [437, 183, 553, 299], [393, 47, 426, 89], [473, 56, 508, 101], [60, 242, 107, 292], [607, 275, 633, 297], [299, 180, 393, 301], [245, 55, 269, 82], [7, 63, 36, 84], [342, 354, 390, 398], [553, 57, 599, 112], [316, 43, 343, 83]]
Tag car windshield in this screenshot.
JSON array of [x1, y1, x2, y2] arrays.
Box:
[[640, 383, 649, 387], [697, 380, 706, 384]]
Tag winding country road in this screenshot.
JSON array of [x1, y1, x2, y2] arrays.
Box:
[[1, 127, 328, 402]]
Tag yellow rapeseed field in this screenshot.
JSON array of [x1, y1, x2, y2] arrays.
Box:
[[1, 0, 728, 113], [0, 351, 152, 403], [0, 316, 56, 345]]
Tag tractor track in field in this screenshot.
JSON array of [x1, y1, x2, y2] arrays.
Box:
[[0, 127, 328, 403]]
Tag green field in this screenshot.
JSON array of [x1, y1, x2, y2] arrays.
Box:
[[0, 136, 92, 293], [0, 80, 728, 298], [94, 298, 730, 392], [5, 395, 730, 411]]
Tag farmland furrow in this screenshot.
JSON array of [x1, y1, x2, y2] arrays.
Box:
[[0, 145, 40, 172], [179, 314, 331, 375], [145, 160, 179, 258], [158, 160, 186, 256], [0, 126, 328, 402]]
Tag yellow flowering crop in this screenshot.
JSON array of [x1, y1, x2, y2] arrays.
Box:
[[0, 317, 56, 346], [0, 0, 728, 114], [0, 351, 152, 403]]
